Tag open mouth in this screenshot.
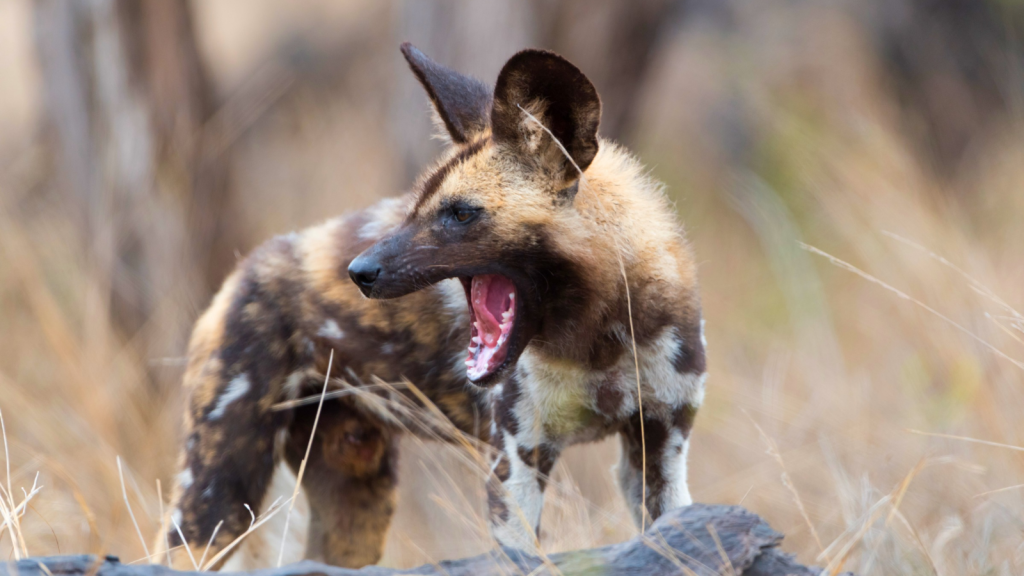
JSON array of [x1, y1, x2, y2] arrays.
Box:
[[462, 274, 517, 382]]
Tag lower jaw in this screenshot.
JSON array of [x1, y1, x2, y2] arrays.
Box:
[[466, 347, 509, 382], [465, 326, 515, 383], [467, 366, 504, 386]]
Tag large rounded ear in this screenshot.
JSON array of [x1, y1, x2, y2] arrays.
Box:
[[491, 50, 601, 185], [401, 42, 492, 144]]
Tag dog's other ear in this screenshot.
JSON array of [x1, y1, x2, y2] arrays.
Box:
[[491, 49, 601, 185], [401, 42, 492, 144]]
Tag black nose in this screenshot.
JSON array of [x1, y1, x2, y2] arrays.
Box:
[[348, 256, 380, 290]]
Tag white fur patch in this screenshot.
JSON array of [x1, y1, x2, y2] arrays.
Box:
[[208, 374, 251, 420], [490, 432, 545, 551], [282, 370, 310, 401], [637, 327, 706, 409], [516, 350, 594, 442], [662, 429, 693, 509], [438, 278, 470, 325], [176, 468, 193, 490], [317, 319, 344, 340], [488, 384, 503, 439]]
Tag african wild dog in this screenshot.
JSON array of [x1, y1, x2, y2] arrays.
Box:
[[157, 43, 706, 568]]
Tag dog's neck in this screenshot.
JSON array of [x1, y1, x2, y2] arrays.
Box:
[[522, 143, 683, 372]]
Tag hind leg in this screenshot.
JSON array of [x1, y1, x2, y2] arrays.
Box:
[[284, 401, 397, 568], [157, 387, 284, 570], [617, 405, 697, 529], [154, 269, 303, 569]]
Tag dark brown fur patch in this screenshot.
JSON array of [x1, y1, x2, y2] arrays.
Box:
[[588, 330, 627, 371], [517, 444, 558, 491], [671, 320, 706, 375], [622, 414, 668, 470], [486, 477, 510, 523], [491, 50, 601, 180], [493, 452, 511, 483], [595, 372, 625, 416], [673, 404, 698, 440], [553, 181, 579, 206], [621, 412, 670, 510], [412, 139, 487, 212]]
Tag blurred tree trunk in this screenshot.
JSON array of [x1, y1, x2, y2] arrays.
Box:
[[864, 0, 1024, 178], [32, 0, 238, 389]]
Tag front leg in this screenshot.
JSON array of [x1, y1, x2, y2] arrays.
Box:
[[485, 375, 562, 552], [618, 404, 698, 528], [486, 427, 561, 551]]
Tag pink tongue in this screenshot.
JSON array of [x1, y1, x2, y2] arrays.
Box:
[[471, 275, 514, 347]]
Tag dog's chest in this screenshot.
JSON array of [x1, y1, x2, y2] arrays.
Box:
[[511, 352, 611, 442], [502, 328, 703, 445]]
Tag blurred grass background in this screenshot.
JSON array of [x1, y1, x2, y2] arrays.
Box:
[[2, 1, 1024, 574]]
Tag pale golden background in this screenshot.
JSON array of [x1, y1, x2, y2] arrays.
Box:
[[2, 1, 1024, 574]]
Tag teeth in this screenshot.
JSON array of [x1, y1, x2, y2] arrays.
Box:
[[471, 336, 481, 345], [500, 321, 511, 331], [501, 311, 512, 322], [509, 293, 514, 300]]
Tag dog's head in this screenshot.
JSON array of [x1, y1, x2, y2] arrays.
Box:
[[349, 44, 601, 386]]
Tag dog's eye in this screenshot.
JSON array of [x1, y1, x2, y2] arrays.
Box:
[[450, 205, 479, 224]]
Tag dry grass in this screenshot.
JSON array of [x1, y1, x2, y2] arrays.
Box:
[[1, 2, 1023, 574]]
